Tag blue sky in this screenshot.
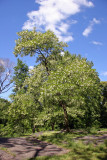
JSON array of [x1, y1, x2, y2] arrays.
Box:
[[0, 0, 107, 100]]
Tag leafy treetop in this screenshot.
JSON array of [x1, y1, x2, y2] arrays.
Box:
[[13, 29, 67, 74]]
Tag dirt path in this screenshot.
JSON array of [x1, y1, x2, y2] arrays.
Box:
[[0, 137, 69, 160]]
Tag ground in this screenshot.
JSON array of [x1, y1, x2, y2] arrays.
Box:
[[0, 136, 69, 160], [0, 130, 107, 160]]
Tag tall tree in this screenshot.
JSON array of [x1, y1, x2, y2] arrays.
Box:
[[11, 27, 67, 132], [11, 29, 102, 132]]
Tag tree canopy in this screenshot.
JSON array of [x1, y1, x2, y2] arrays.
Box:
[[1, 29, 105, 135], [9, 51, 101, 132], [11, 58, 29, 99], [40, 53, 101, 130], [100, 81, 107, 127], [13, 29, 67, 75]]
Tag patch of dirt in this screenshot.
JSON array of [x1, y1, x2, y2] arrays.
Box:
[[74, 134, 107, 145], [0, 137, 69, 160], [0, 149, 15, 160]]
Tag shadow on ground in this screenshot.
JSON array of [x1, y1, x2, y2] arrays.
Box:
[[0, 137, 69, 160]]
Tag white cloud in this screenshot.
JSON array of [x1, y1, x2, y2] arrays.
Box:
[[83, 25, 92, 37], [22, 0, 94, 42], [82, 18, 100, 37], [101, 72, 107, 76], [92, 18, 100, 24], [61, 35, 74, 42], [29, 66, 34, 70], [92, 41, 103, 45]]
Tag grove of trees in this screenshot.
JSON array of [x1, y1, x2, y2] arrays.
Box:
[[0, 29, 107, 136]]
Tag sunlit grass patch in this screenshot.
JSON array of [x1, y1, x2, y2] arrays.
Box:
[[32, 129, 107, 160]]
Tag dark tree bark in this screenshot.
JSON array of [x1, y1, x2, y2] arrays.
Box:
[[61, 102, 70, 132], [51, 122, 55, 130]]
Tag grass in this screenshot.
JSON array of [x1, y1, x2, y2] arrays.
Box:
[[29, 129, 107, 160]]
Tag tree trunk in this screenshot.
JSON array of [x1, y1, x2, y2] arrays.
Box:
[[62, 103, 70, 132], [32, 125, 36, 133], [39, 50, 50, 76], [51, 122, 55, 130], [44, 60, 50, 76], [31, 121, 36, 133]]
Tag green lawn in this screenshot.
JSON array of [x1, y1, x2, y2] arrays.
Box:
[[30, 129, 107, 160]]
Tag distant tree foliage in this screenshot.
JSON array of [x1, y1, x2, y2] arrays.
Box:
[[0, 98, 11, 127], [10, 59, 29, 100], [100, 81, 107, 127]]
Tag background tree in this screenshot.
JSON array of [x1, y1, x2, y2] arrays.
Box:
[[0, 98, 11, 136], [0, 58, 13, 95], [0, 98, 11, 126], [100, 81, 107, 127], [9, 64, 47, 133], [10, 58, 29, 99]]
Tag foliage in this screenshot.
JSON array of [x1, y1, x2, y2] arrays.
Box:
[[13, 29, 67, 75], [40, 53, 101, 130], [0, 98, 11, 136], [10, 29, 67, 133], [6, 29, 104, 134], [8, 53, 102, 133], [100, 81, 107, 127], [8, 64, 47, 133], [0, 98, 10, 123], [10, 59, 29, 100], [13, 58, 29, 92], [9, 59, 29, 134]]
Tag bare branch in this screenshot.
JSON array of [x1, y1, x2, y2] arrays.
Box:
[[0, 58, 14, 95]]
